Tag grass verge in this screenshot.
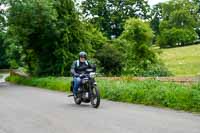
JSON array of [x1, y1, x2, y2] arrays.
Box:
[[6, 75, 71, 92], [6, 75, 200, 112]]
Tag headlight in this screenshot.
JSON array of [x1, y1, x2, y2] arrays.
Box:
[[89, 72, 96, 78]]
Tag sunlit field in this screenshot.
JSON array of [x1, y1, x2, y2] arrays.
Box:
[[160, 44, 200, 76]]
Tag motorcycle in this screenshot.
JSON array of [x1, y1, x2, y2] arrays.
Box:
[[69, 68, 100, 108]]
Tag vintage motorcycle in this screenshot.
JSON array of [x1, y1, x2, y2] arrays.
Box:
[[69, 68, 100, 108]]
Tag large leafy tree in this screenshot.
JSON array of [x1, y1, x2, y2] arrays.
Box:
[[118, 18, 171, 76], [119, 18, 155, 74], [158, 0, 198, 47], [81, 0, 150, 38], [5, 0, 87, 76]]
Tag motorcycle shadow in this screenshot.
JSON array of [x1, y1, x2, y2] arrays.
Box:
[[66, 103, 92, 109]]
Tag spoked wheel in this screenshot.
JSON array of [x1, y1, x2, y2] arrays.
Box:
[[74, 97, 81, 105], [74, 94, 82, 105], [91, 86, 100, 108]]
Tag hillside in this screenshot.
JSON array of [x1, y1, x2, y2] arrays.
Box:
[[160, 44, 200, 76]]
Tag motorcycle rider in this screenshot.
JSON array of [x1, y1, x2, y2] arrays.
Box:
[[70, 51, 91, 97]]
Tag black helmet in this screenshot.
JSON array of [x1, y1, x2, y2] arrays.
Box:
[[79, 51, 87, 58]]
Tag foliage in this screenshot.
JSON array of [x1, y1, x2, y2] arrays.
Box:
[[82, 23, 107, 52], [150, 3, 162, 36], [7, 75, 200, 112], [3, 0, 170, 76], [0, 2, 9, 68], [136, 63, 173, 77], [120, 19, 153, 44], [157, 0, 199, 47], [95, 43, 124, 76], [81, 0, 150, 38], [3, 34, 25, 69], [158, 28, 198, 47], [118, 18, 169, 76], [5, 0, 89, 76], [0, 32, 10, 68]]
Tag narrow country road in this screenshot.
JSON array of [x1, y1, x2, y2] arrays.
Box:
[[0, 82, 200, 133]]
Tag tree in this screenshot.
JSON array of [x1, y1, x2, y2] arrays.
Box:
[[5, 0, 87, 76], [81, 0, 150, 38], [82, 22, 107, 52], [158, 0, 198, 47], [117, 18, 171, 76], [150, 3, 162, 38], [0, 1, 9, 68], [119, 18, 158, 75], [0, 5, 6, 32], [0, 32, 10, 68], [191, 0, 200, 38], [158, 28, 197, 47]]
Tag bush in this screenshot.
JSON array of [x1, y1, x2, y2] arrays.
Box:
[[95, 44, 124, 76], [136, 63, 173, 77], [157, 1, 198, 48]]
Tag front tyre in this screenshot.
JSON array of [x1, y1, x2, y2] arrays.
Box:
[[91, 86, 100, 108], [74, 95, 81, 105]]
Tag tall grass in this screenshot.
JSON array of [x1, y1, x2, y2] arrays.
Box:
[[6, 75, 71, 92], [99, 79, 200, 112], [6, 75, 200, 112]]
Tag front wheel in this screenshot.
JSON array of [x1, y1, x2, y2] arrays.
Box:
[[91, 86, 100, 108], [74, 95, 82, 105]]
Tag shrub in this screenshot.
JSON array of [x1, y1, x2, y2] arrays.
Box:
[[95, 44, 124, 76]]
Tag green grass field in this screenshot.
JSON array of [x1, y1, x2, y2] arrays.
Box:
[[160, 44, 200, 76]]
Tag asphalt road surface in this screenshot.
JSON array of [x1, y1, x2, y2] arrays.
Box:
[[0, 82, 200, 133]]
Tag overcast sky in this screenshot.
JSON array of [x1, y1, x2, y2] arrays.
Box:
[[148, 0, 169, 6]]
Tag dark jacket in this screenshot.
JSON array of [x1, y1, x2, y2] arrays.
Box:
[[70, 60, 91, 76]]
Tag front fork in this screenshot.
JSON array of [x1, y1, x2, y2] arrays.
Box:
[[89, 79, 96, 98]]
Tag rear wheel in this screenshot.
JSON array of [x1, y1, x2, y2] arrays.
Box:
[[91, 86, 100, 108]]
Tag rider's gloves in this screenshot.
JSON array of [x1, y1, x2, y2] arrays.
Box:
[[74, 73, 79, 77], [79, 74, 84, 78]]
